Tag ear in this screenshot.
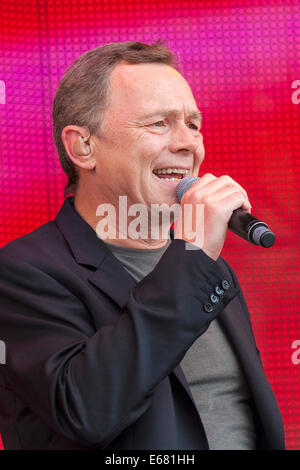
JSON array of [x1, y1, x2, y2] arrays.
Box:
[[61, 125, 96, 171]]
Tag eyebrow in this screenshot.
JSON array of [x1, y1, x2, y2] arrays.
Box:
[[139, 108, 203, 123]]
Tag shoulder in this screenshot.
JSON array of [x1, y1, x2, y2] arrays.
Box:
[[0, 221, 74, 287], [0, 220, 67, 267], [0, 220, 83, 311]]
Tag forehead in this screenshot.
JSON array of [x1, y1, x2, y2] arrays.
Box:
[[108, 62, 197, 116]]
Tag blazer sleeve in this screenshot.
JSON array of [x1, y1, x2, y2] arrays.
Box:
[[0, 239, 239, 448]]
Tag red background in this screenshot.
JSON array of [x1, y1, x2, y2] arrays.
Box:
[[0, 0, 299, 450]]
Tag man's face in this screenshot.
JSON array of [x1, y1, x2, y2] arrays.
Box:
[[92, 61, 205, 209]]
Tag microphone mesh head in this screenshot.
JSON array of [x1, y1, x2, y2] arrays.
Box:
[[260, 231, 276, 248], [176, 176, 200, 202]]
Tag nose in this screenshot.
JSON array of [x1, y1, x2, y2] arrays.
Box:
[[168, 122, 200, 155]]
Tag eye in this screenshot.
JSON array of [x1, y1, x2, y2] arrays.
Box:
[[187, 122, 200, 130], [153, 121, 165, 127]]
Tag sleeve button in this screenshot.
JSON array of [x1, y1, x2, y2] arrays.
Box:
[[221, 279, 230, 290], [204, 302, 214, 313], [210, 294, 219, 304], [215, 285, 224, 296]]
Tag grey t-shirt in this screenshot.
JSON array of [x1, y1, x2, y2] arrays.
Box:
[[104, 239, 256, 450]]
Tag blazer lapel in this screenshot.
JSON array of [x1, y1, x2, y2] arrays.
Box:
[[55, 197, 137, 308], [217, 293, 284, 449], [88, 253, 137, 309], [217, 294, 259, 366]]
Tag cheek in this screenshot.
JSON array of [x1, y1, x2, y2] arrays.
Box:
[[195, 136, 205, 162], [136, 133, 168, 162]]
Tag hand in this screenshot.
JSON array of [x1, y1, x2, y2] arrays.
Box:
[[174, 174, 252, 260]]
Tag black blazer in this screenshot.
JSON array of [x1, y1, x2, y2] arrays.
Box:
[[0, 198, 285, 450]]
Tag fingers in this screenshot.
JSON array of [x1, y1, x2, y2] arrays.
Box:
[[182, 173, 251, 212], [204, 186, 251, 213], [177, 173, 252, 260], [209, 190, 251, 218]]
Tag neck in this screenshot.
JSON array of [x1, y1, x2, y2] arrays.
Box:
[[73, 186, 171, 250]]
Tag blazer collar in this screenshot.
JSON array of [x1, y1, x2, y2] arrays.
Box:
[[54, 197, 109, 268], [54, 197, 137, 307]]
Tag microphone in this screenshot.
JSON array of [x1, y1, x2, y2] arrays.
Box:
[[176, 176, 276, 248]]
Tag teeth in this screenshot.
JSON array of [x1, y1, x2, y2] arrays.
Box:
[[153, 168, 189, 175], [164, 178, 180, 181]]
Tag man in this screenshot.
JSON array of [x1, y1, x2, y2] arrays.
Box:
[[0, 41, 285, 450]]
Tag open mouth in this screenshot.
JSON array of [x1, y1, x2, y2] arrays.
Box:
[[152, 168, 189, 182]]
